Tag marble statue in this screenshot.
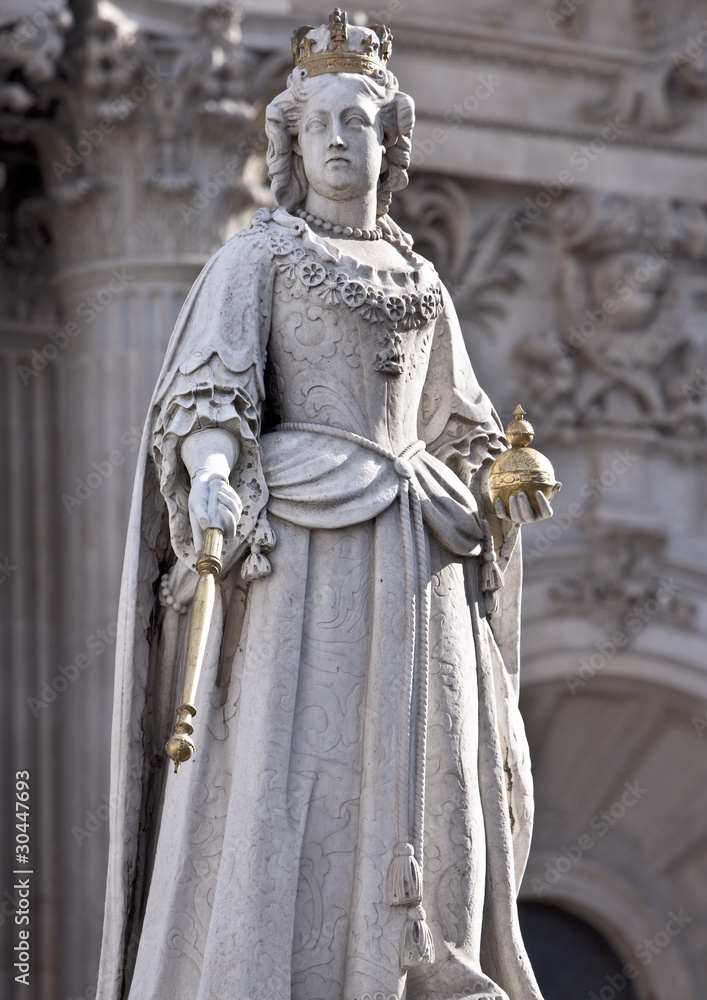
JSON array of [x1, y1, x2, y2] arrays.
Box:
[[96, 10, 554, 1000]]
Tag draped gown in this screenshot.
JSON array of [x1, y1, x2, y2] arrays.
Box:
[[95, 208, 545, 1000]]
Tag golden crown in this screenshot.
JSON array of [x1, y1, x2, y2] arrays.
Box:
[[291, 8, 392, 79]]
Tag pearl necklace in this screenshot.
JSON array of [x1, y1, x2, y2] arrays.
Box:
[[296, 208, 383, 241]]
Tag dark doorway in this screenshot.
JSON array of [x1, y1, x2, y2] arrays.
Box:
[[519, 901, 640, 1000]]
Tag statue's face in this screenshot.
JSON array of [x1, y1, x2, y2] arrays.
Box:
[[295, 74, 385, 203]]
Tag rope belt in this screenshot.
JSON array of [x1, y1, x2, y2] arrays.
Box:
[[274, 421, 503, 966], [278, 420, 435, 964]]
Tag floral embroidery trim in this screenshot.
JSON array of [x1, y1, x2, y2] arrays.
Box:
[[250, 219, 443, 376], [349, 994, 399, 1000]]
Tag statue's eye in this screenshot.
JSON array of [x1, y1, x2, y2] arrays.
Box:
[[345, 113, 367, 129], [305, 117, 326, 132]]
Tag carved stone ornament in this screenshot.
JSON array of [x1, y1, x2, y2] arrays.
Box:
[[545, 1, 707, 133], [18, 1, 288, 265], [0, 1, 73, 322], [515, 192, 707, 457], [549, 531, 696, 636], [0, 0, 72, 111], [393, 174, 526, 333]]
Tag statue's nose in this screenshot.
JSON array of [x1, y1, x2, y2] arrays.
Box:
[[330, 133, 346, 148]]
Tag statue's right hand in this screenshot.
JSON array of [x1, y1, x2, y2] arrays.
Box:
[[188, 470, 242, 554]]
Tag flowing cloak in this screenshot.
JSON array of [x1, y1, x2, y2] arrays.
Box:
[[95, 210, 544, 1000]]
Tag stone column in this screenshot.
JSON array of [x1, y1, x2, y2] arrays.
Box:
[[25, 4, 276, 995], [1, 4, 72, 996]]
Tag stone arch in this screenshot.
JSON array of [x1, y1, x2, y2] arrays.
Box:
[[518, 675, 707, 999]]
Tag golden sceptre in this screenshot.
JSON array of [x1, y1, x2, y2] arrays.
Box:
[[165, 526, 224, 773]]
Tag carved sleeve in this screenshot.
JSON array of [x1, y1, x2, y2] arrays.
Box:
[[419, 288, 505, 487], [418, 288, 521, 586], [151, 353, 269, 569], [147, 234, 276, 569]]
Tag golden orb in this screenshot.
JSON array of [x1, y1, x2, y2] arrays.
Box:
[[488, 405, 559, 515]]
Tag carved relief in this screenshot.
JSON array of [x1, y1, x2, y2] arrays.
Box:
[[28, 2, 286, 265], [145, 4, 259, 195], [585, 53, 707, 134], [0, 0, 72, 110], [392, 175, 526, 335], [0, 1, 73, 320], [549, 531, 697, 634], [586, 63, 679, 133], [515, 192, 707, 454]]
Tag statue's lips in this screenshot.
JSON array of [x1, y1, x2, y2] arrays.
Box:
[[326, 156, 350, 165]]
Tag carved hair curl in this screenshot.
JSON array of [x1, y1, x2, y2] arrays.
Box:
[[265, 68, 415, 219]]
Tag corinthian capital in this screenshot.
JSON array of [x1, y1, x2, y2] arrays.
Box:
[[22, 1, 282, 267]]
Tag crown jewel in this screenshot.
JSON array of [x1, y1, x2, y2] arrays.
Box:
[[291, 8, 392, 79]]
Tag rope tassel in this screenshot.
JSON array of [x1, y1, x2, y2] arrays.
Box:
[[274, 422, 436, 971], [241, 548, 271, 580], [480, 517, 503, 615], [388, 843, 422, 905], [482, 559, 503, 594], [401, 905, 435, 967], [242, 510, 276, 581]]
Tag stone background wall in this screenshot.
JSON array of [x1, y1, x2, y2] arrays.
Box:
[[2, 1, 707, 998]]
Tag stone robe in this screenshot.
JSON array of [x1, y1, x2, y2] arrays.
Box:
[[95, 209, 545, 1000]]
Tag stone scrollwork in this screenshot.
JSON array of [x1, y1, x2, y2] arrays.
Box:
[[515, 192, 707, 455], [548, 531, 697, 635], [544, 1, 707, 134], [585, 63, 681, 133], [0, 1, 72, 318], [0, 0, 72, 111], [392, 174, 526, 335], [22, 1, 287, 265], [143, 3, 260, 195], [585, 54, 707, 135]]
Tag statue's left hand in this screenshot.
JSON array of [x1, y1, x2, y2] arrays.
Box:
[[494, 490, 555, 524]]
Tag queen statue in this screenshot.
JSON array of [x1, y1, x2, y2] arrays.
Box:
[[95, 10, 555, 1000]]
